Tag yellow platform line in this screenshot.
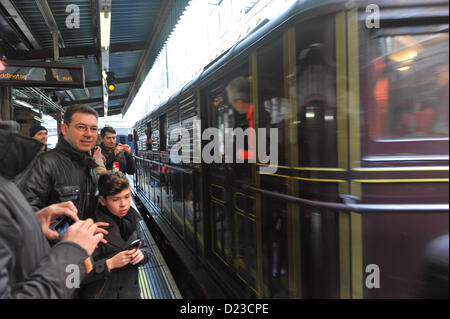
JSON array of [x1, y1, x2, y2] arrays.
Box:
[[138, 266, 152, 299]]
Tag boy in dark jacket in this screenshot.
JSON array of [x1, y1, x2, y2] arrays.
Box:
[[79, 171, 151, 299]]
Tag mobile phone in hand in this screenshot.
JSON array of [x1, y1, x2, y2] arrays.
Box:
[[53, 216, 75, 237], [124, 239, 141, 251]]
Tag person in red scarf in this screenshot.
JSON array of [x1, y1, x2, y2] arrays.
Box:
[[226, 76, 256, 162]]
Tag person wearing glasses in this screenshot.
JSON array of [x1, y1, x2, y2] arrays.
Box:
[[18, 105, 100, 220]]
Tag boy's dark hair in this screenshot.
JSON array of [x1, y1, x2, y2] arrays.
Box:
[[64, 104, 98, 125], [100, 126, 116, 138], [98, 171, 130, 198]]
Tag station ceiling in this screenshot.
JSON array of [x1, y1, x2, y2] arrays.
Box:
[[0, 0, 190, 117]]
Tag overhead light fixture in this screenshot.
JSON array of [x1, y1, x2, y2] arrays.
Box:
[[99, 1, 112, 50], [32, 115, 45, 123], [13, 98, 34, 109]]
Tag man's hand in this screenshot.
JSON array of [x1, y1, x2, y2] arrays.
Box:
[[94, 222, 110, 245], [35, 201, 79, 240], [122, 144, 131, 155], [114, 143, 124, 156], [62, 219, 107, 256], [114, 143, 131, 156], [92, 146, 103, 160]]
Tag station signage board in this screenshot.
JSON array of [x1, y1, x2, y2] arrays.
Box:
[[0, 60, 85, 88]]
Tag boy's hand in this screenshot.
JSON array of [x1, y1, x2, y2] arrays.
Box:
[[106, 250, 134, 270], [130, 248, 144, 265]]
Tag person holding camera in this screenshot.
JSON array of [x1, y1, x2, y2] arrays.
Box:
[[78, 171, 151, 299], [99, 126, 135, 175]]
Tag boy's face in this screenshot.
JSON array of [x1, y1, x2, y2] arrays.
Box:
[[99, 188, 131, 218]]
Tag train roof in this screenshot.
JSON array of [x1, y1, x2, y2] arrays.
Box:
[[135, 0, 449, 127]]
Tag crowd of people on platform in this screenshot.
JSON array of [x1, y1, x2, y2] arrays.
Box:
[[0, 102, 152, 299]]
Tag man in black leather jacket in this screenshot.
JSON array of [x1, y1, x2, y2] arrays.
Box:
[[18, 105, 100, 219]]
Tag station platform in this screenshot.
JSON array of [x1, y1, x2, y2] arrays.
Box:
[[129, 177, 182, 299]]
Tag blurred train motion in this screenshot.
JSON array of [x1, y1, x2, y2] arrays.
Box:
[[131, 0, 449, 298]]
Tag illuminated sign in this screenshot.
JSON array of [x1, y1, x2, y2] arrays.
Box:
[[0, 60, 85, 88]]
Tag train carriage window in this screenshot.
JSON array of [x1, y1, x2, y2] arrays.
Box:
[[364, 25, 449, 141], [258, 37, 287, 167], [160, 114, 168, 151], [207, 63, 253, 181], [257, 36, 290, 298], [145, 122, 152, 151], [295, 17, 338, 168], [133, 129, 139, 154]]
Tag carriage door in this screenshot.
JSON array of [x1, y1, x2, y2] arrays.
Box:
[[204, 62, 260, 297]]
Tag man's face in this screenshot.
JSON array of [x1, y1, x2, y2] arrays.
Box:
[[227, 91, 248, 114], [101, 132, 117, 149], [62, 112, 98, 152], [99, 188, 131, 218], [33, 129, 48, 145]]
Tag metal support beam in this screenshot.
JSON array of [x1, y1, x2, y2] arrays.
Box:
[[9, 42, 148, 60], [61, 94, 127, 107], [52, 31, 59, 61], [0, 0, 41, 49], [55, 109, 62, 135], [35, 0, 65, 49], [23, 87, 65, 114], [99, 0, 112, 117], [0, 86, 11, 121], [65, 90, 76, 101], [84, 87, 91, 98]]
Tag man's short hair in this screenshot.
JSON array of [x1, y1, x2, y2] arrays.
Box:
[[100, 126, 116, 138], [98, 171, 130, 198], [226, 76, 250, 103], [63, 105, 98, 125]]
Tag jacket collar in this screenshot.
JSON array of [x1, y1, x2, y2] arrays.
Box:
[[100, 142, 115, 155], [56, 136, 97, 169], [95, 206, 137, 250]]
